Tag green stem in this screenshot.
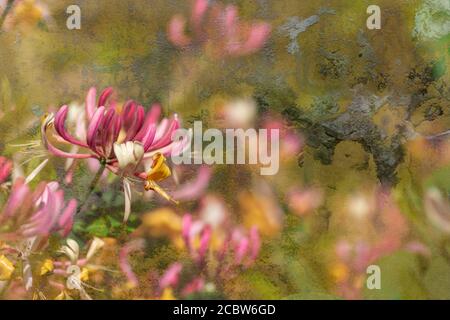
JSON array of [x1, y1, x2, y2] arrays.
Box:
[[0, 0, 15, 31], [76, 163, 106, 214]]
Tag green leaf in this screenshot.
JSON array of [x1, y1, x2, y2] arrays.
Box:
[[86, 218, 109, 237]]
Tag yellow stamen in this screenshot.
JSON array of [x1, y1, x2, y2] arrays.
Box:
[[40, 259, 54, 276], [144, 153, 178, 204]]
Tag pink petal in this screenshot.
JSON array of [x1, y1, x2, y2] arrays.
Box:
[[54, 105, 89, 148], [85, 87, 97, 120]]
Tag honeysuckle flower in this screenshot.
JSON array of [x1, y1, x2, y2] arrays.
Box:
[[168, 0, 271, 58], [182, 214, 212, 265], [0, 178, 77, 240], [0, 156, 12, 185], [181, 213, 261, 269], [262, 116, 303, 159], [43, 87, 190, 221], [45, 87, 184, 163], [50, 238, 105, 300]]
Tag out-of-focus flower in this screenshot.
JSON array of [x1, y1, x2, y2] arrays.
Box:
[[198, 195, 228, 230], [137, 208, 183, 248], [287, 187, 323, 216], [0, 156, 12, 185], [182, 213, 261, 269], [262, 116, 303, 159], [168, 0, 271, 58], [43, 87, 191, 221], [156, 211, 261, 299], [0, 0, 51, 31], [0, 179, 77, 240], [50, 238, 105, 300], [170, 165, 212, 202], [182, 214, 212, 265], [424, 187, 450, 234], [215, 99, 257, 129], [239, 181, 283, 237], [332, 189, 428, 299]]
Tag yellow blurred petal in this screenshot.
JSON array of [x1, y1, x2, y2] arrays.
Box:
[[161, 288, 176, 300], [141, 208, 182, 237], [0, 255, 15, 281], [40, 259, 54, 276], [80, 268, 89, 282], [239, 191, 282, 237], [330, 263, 349, 283]]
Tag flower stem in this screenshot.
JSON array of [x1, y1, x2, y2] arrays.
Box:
[[76, 163, 106, 214], [0, 0, 15, 30]]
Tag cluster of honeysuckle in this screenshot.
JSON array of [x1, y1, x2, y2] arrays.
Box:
[[115, 195, 263, 299], [167, 0, 271, 58], [0, 0, 276, 299], [330, 188, 431, 300], [0, 85, 192, 299]]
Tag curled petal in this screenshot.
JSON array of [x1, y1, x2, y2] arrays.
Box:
[[54, 105, 88, 148], [85, 87, 97, 120], [86, 106, 105, 150], [98, 87, 114, 107]]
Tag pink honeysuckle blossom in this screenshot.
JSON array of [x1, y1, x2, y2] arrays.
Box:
[[333, 189, 429, 299], [44, 87, 182, 163], [0, 156, 12, 184], [168, 0, 271, 58], [0, 178, 77, 241], [43, 87, 191, 221], [181, 213, 261, 269], [157, 213, 261, 298]]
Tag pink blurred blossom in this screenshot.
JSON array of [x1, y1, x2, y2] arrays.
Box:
[[159, 262, 183, 290], [0, 178, 77, 240], [287, 187, 323, 216], [168, 0, 271, 58]]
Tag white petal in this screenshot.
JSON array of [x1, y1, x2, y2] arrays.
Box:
[[123, 179, 132, 223]]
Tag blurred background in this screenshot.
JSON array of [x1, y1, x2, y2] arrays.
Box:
[[0, 0, 449, 299]]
